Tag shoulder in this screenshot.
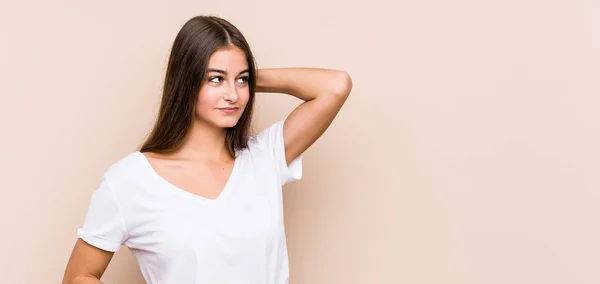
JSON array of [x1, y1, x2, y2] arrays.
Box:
[[243, 119, 303, 185], [101, 151, 145, 190], [234, 120, 283, 163], [238, 120, 285, 162], [246, 120, 285, 152]]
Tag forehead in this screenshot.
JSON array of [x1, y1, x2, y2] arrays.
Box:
[[207, 46, 248, 70]]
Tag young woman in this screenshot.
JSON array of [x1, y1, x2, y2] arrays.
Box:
[[63, 15, 352, 284]]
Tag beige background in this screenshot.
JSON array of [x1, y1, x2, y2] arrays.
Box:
[[1, 0, 599, 283]]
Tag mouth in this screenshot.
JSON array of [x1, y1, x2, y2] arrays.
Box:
[[217, 107, 240, 114]]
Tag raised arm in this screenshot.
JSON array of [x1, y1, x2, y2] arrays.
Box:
[[256, 68, 353, 164]]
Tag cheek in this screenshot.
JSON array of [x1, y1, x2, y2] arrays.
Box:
[[195, 89, 219, 117], [239, 88, 251, 105], [196, 88, 219, 107]]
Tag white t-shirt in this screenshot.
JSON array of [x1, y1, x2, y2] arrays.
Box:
[[77, 120, 302, 284]]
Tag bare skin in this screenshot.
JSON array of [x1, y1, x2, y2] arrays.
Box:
[[63, 239, 112, 283], [62, 46, 352, 283]]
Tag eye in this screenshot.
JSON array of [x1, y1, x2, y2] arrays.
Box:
[[237, 76, 249, 84], [209, 76, 223, 84]]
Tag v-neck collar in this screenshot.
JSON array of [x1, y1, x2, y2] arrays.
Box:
[[136, 151, 240, 204]]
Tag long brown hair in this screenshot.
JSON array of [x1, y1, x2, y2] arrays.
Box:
[[140, 15, 257, 158]]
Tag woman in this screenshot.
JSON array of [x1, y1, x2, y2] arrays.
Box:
[[63, 15, 351, 284]]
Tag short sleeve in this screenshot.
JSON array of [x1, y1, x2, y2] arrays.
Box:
[[256, 119, 303, 185], [77, 175, 128, 252]]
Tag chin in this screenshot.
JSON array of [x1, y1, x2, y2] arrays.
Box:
[[196, 111, 244, 129], [214, 116, 242, 128]]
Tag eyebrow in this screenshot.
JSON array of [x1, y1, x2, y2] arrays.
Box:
[[207, 68, 250, 76]]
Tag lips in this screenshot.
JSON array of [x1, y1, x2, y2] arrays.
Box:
[[217, 107, 239, 114]]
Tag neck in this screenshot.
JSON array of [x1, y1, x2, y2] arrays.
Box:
[[177, 120, 230, 161]]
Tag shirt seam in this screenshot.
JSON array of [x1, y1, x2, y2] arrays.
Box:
[[78, 229, 121, 251], [103, 173, 131, 242]]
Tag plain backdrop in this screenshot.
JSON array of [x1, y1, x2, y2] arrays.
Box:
[[1, 0, 599, 283]]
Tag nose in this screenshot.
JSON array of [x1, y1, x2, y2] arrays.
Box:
[[223, 82, 238, 103]]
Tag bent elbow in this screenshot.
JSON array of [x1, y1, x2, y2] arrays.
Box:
[[333, 71, 353, 99]]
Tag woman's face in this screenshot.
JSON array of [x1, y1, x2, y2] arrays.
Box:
[[196, 46, 250, 129]]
